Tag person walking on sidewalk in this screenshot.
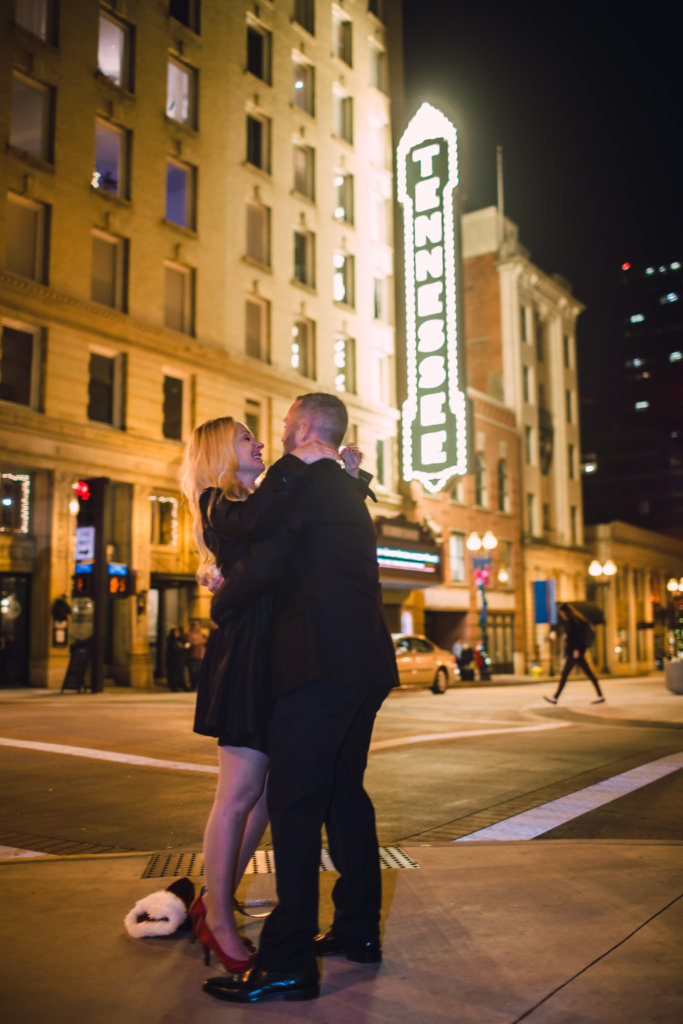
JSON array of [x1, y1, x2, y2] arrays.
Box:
[[544, 603, 605, 705]]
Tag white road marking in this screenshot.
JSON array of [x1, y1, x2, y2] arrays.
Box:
[[0, 845, 48, 859], [0, 737, 219, 774], [370, 721, 572, 751], [456, 751, 683, 841]]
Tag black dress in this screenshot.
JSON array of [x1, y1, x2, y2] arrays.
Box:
[[192, 457, 309, 751]]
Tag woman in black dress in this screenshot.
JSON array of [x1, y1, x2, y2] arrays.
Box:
[[180, 416, 337, 971], [545, 603, 605, 704]]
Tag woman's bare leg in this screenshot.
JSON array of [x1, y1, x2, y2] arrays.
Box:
[[234, 774, 269, 884], [202, 745, 268, 959]]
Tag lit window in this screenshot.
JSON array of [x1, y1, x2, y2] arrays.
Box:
[[635, 401, 649, 410], [10, 73, 51, 161], [165, 159, 195, 229], [246, 113, 270, 171], [332, 10, 352, 65], [15, 0, 53, 40], [669, 351, 683, 363], [164, 263, 194, 334], [333, 90, 353, 143], [0, 472, 31, 533], [166, 59, 195, 126], [245, 296, 270, 361], [293, 0, 314, 34], [5, 193, 48, 282], [91, 231, 127, 310], [333, 252, 354, 305], [334, 336, 356, 394], [0, 324, 40, 409], [162, 376, 183, 440], [150, 495, 179, 546], [663, 292, 679, 303], [292, 57, 314, 115], [369, 42, 387, 92], [293, 143, 315, 198], [629, 314, 645, 323], [246, 23, 272, 83], [293, 230, 315, 287], [333, 171, 353, 222], [98, 14, 131, 90], [291, 318, 315, 377], [245, 201, 270, 265], [93, 121, 127, 196]]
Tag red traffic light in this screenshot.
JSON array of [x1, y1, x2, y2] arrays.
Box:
[[74, 481, 91, 501]]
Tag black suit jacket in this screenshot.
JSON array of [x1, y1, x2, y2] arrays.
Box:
[[215, 457, 398, 696]]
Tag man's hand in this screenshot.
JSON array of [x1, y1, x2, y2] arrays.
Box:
[[339, 445, 362, 478], [291, 440, 339, 464]]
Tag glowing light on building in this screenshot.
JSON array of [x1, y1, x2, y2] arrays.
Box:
[[1, 473, 31, 533], [377, 546, 440, 573], [397, 102, 468, 493]]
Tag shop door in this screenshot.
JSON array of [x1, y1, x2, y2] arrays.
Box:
[[0, 574, 30, 686]]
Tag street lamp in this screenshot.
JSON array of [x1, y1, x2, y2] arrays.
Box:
[[588, 559, 617, 673], [467, 531, 498, 678]]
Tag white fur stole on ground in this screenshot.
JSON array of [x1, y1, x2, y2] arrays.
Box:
[[124, 889, 188, 938]]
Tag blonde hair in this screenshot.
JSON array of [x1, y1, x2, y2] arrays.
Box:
[[180, 417, 249, 587]]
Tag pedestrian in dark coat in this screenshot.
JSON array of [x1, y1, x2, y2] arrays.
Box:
[[545, 603, 604, 704]]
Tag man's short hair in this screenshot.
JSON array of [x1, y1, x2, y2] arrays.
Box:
[[296, 393, 348, 447]]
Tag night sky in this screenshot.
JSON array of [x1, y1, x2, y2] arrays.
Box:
[[401, 1, 679, 444]]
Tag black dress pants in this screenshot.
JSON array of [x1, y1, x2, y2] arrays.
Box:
[[554, 652, 602, 698], [257, 678, 388, 972]]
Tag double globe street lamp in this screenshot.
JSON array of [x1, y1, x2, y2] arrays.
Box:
[[466, 530, 498, 678], [588, 558, 617, 673]]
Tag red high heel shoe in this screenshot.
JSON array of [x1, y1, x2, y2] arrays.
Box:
[[188, 892, 207, 937], [196, 917, 254, 973]]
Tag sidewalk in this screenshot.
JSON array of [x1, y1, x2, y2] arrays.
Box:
[[1, 678, 682, 1023]]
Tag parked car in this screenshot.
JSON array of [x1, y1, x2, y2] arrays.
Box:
[[391, 634, 458, 693]]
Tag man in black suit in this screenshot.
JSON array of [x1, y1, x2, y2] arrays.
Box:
[[204, 393, 398, 1004]]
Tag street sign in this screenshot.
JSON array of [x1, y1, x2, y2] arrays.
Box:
[[75, 525, 95, 560]]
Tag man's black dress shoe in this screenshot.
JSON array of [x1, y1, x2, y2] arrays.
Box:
[[202, 963, 321, 1003], [313, 928, 382, 963]]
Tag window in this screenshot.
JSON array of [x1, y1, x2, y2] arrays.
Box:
[[333, 90, 353, 143], [93, 121, 127, 196], [527, 493, 535, 535], [98, 14, 131, 90], [525, 425, 533, 465], [246, 23, 271, 83], [568, 443, 575, 480], [565, 388, 572, 423], [499, 540, 512, 585], [334, 336, 355, 394], [538, 383, 546, 410], [368, 0, 385, 20], [164, 263, 194, 334], [522, 365, 530, 403], [1, 472, 31, 533], [370, 193, 389, 242], [293, 143, 315, 198], [88, 351, 124, 427], [246, 113, 270, 172], [5, 194, 48, 282], [166, 59, 195, 126], [333, 9, 352, 64], [91, 231, 127, 310], [563, 333, 571, 368], [449, 531, 465, 582], [162, 376, 183, 440], [373, 274, 389, 321], [375, 438, 387, 486], [165, 159, 195, 229], [244, 399, 261, 440], [0, 324, 40, 408], [150, 495, 178, 546], [570, 505, 578, 545], [245, 296, 270, 361], [169, 0, 199, 33], [542, 502, 551, 531], [14, 0, 53, 40], [292, 58, 314, 115], [10, 74, 51, 161], [293, 0, 314, 34], [246, 202, 270, 265], [535, 315, 544, 361], [333, 171, 353, 222], [333, 252, 354, 306], [497, 459, 509, 513], [474, 452, 487, 506], [449, 477, 463, 503], [293, 229, 315, 287], [369, 43, 387, 92], [291, 318, 315, 377], [520, 304, 528, 342]]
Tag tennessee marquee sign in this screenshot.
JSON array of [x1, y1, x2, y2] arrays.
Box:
[[397, 102, 468, 493]]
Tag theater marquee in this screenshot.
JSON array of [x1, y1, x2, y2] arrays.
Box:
[[397, 102, 468, 493]]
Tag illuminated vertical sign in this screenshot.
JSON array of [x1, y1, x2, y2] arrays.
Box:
[[397, 102, 468, 493]]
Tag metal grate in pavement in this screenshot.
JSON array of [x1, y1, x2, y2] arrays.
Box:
[[142, 845, 419, 879]]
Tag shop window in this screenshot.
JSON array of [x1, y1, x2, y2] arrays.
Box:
[[5, 194, 49, 282], [246, 23, 271, 83], [291, 318, 315, 378], [164, 263, 194, 334], [246, 113, 270, 172], [246, 202, 270, 266], [0, 324, 41, 409], [166, 59, 195, 126], [91, 231, 127, 310], [150, 495, 178, 546], [163, 375, 183, 440], [0, 472, 31, 533], [98, 13, 132, 90], [245, 296, 270, 361], [92, 120, 127, 196], [10, 73, 52, 161]]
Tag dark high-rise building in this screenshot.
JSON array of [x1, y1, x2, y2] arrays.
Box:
[[582, 258, 683, 537]]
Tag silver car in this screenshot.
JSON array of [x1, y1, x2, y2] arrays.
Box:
[[391, 634, 458, 693]]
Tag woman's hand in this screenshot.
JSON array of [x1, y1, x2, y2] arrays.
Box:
[[291, 440, 339, 464], [339, 445, 362, 478]]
